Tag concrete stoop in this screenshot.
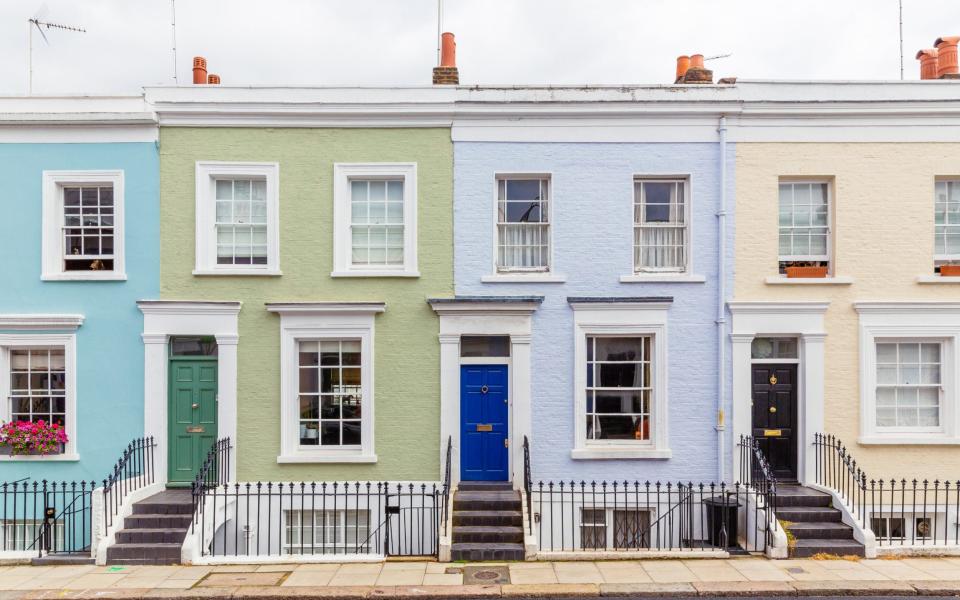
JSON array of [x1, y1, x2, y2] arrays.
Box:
[[106, 489, 192, 565]]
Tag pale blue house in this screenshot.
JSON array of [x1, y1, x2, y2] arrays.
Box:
[[436, 86, 736, 487], [0, 98, 158, 484]]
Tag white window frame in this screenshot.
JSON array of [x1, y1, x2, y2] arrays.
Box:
[[42, 170, 125, 281], [632, 177, 691, 275], [283, 508, 372, 555], [332, 163, 418, 278], [570, 301, 671, 460], [492, 173, 554, 277], [194, 161, 280, 276], [267, 303, 384, 463], [855, 302, 960, 445], [935, 179, 960, 266], [0, 330, 79, 461], [777, 179, 832, 268], [874, 339, 944, 433]]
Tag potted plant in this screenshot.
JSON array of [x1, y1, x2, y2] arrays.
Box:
[[0, 420, 68, 456], [785, 262, 829, 278], [940, 265, 960, 277]]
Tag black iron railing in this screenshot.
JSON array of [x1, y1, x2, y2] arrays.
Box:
[[441, 436, 452, 536], [814, 433, 960, 547], [192, 481, 440, 558], [190, 437, 232, 529], [103, 436, 156, 530], [523, 435, 533, 535], [528, 479, 773, 553], [1, 480, 95, 556]]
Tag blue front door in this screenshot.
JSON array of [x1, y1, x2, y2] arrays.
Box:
[[460, 365, 509, 481]]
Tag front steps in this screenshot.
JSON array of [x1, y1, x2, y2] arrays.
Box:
[[776, 485, 864, 558], [451, 482, 525, 561], [106, 489, 192, 565]]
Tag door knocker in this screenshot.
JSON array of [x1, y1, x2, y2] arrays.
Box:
[[769, 406, 777, 413], [480, 385, 489, 394], [769, 374, 778, 385]]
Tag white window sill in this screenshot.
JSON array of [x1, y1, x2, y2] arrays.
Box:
[[330, 270, 420, 278], [571, 447, 672, 460], [765, 275, 853, 285], [42, 273, 127, 282], [481, 273, 567, 283], [858, 435, 960, 445], [193, 269, 282, 277], [620, 274, 706, 283], [917, 275, 960, 284], [277, 453, 378, 464], [0, 453, 80, 462]]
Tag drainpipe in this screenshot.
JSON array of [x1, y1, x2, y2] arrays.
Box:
[[716, 115, 728, 483]]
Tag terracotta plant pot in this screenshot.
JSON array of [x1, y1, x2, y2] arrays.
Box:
[[785, 266, 828, 279], [940, 265, 960, 277]]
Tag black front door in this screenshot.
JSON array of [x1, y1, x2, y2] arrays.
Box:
[[751, 364, 798, 481]]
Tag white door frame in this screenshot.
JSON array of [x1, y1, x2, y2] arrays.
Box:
[[138, 300, 242, 484], [429, 298, 541, 489], [728, 301, 829, 485]]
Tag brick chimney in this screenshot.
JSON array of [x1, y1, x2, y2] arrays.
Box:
[[432, 32, 459, 85], [675, 53, 713, 84]]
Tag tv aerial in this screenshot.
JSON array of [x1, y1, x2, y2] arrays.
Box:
[[28, 8, 87, 94]]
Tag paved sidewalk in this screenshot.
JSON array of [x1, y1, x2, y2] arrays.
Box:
[[0, 557, 958, 598]]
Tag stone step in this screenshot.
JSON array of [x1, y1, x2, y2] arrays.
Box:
[[775, 487, 833, 508], [116, 528, 189, 544], [131, 500, 193, 516], [450, 542, 525, 562], [452, 491, 521, 512], [776, 506, 842, 523], [106, 542, 182, 564], [31, 555, 95, 566], [452, 510, 523, 527], [452, 525, 524, 544], [784, 521, 854, 540], [789, 538, 866, 558], [458, 481, 514, 492], [123, 514, 193, 530]]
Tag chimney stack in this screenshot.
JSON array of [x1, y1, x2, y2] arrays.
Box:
[[675, 53, 713, 84], [935, 36, 960, 78], [192, 56, 208, 85], [916, 49, 940, 80], [207, 74, 221, 85], [432, 32, 459, 85]]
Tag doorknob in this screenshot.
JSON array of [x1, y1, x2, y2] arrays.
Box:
[[192, 403, 199, 409]]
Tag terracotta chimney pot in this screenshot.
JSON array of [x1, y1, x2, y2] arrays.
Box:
[[916, 49, 940, 80], [690, 54, 705, 69], [675, 55, 691, 83], [433, 32, 460, 85], [192, 56, 208, 85], [207, 74, 221, 85], [935, 36, 960, 77]]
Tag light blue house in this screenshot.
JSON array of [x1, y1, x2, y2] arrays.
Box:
[[0, 97, 158, 484], [434, 86, 736, 486]]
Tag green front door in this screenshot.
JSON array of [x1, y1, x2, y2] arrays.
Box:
[[168, 359, 218, 486]]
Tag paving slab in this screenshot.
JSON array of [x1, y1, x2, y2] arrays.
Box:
[[595, 561, 651, 584], [508, 565, 557, 585], [598, 582, 698, 596], [791, 579, 917, 596], [502, 583, 600, 597], [693, 580, 798, 596], [282, 570, 337, 587], [420, 574, 463, 586], [255, 564, 299, 572], [553, 562, 605, 584], [375, 570, 424, 586], [196, 572, 285, 587]]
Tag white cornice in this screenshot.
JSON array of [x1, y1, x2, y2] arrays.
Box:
[[854, 301, 960, 314], [728, 301, 831, 315], [265, 302, 386, 315], [137, 300, 242, 316], [0, 314, 84, 331]]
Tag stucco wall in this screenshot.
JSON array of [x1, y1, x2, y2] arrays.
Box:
[[0, 142, 159, 482], [159, 128, 453, 481], [454, 141, 735, 483], [735, 142, 960, 478]]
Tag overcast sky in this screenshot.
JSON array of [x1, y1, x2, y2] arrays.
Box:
[[3, 0, 960, 95]]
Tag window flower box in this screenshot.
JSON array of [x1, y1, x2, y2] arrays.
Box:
[[940, 265, 960, 277], [0, 420, 68, 456], [785, 266, 828, 278]]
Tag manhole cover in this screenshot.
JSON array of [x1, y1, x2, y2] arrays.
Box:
[[463, 565, 510, 585]]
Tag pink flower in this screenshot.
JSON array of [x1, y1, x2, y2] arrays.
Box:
[[0, 420, 68, 456]]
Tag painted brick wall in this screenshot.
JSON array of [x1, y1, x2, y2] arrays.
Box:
[[0, 142, 159, 481], [454, 142, 735, 483], [735, 142, 960, 478], [159, 128, 453, 482]]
